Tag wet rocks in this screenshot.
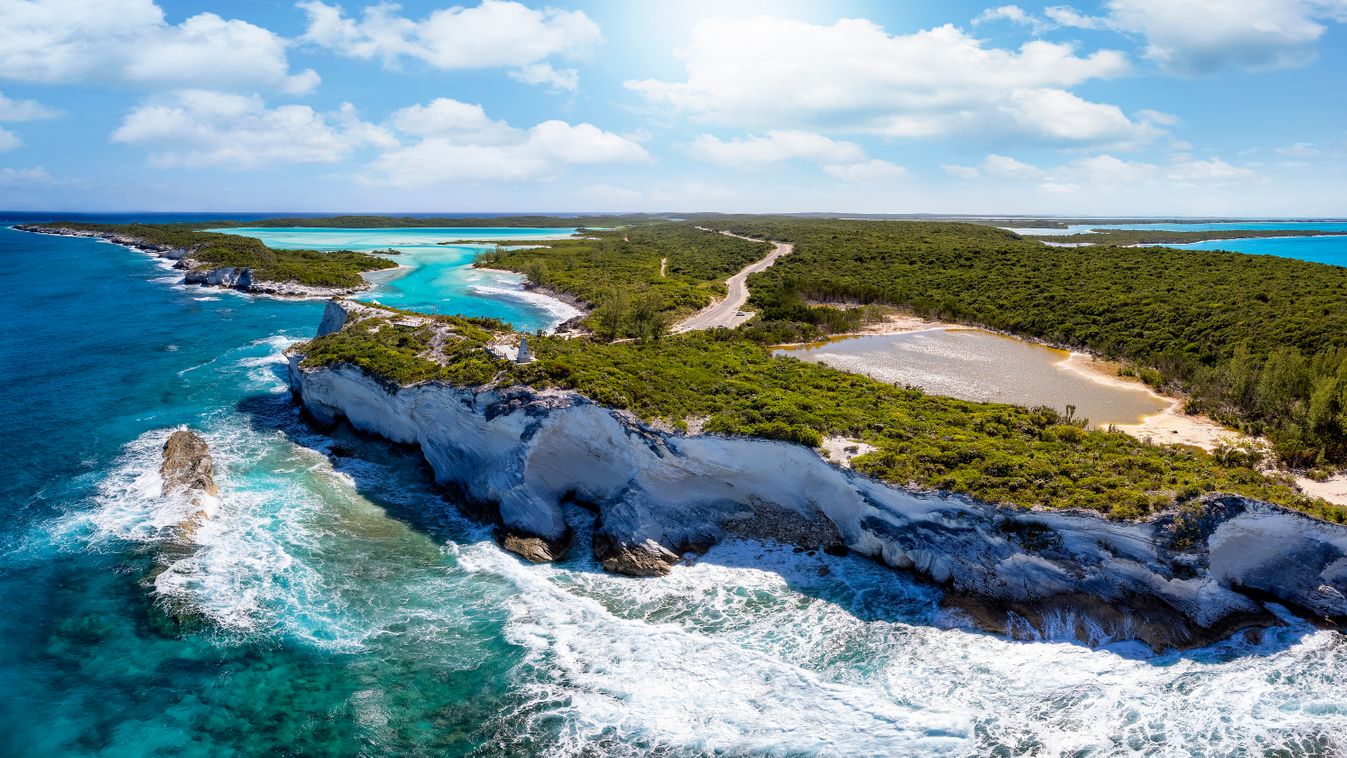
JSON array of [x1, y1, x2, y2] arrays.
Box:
[[161, 430, 218, 498], [499, 527, 572, 563], [592, 533, 682, 577], [159, 429, 217, 545]]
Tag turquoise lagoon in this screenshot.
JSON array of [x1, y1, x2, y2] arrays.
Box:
[[214, 226, 583, 326], [2, 215, 1345, 756]]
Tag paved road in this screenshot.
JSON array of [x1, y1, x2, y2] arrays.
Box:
[[672, 230, 793, 333]]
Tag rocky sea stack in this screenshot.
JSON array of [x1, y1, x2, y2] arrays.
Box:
[[157, 428, 218, 546]]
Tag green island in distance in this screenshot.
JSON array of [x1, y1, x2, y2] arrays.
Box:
[[27, 215, 1347, 524]]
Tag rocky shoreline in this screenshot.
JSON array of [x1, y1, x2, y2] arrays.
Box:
[[13, 224, 368, 299], [286, 300, 1347, 651]]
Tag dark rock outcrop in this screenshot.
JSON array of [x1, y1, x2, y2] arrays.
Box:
[[161, 430, 218, 499], [499, 527, 572, 563], [159, 429, 217, 546]]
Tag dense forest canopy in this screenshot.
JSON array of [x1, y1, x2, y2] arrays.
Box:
[[477, 224, 770, 339], [475, 216, 1347, 468], [301, 305, 1335, 522], [44, 213, 1347, 472], [705, 217, 1347, 467]]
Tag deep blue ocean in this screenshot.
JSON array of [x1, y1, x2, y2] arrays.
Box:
[[2, 213, 1345, 756]]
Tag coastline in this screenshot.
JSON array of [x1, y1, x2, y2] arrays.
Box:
[[13, 224, 369, 300], [1026, 231, 1347, 249], [287, 301, 1347, 650], [1057, 352, 1239, 450], [473, 264, 591, 333]]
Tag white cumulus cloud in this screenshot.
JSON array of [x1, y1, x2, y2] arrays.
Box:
[[111, 90, 393, 167], [688, 130, 865, 167], [822, 159, 906, 183], [973, 5, 1051, 33], [364, 101, 648, 187], [1166, 155, 1255, 182], [687, 130, 906, 182], [298, 0, 602, 91], [1048, 0, 1347, 73], [0, 91, 59, 121], [945, 154, 1045, 179], [0, 127, 20, 151], [983, 154, 1045, 178], [0, 0, 318, 93], [626, 16, 1144, 147]]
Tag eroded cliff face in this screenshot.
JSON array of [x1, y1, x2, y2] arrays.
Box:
[[286, 306, 1347, 650]]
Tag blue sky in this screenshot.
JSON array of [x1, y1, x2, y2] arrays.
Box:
[[0, 0, 1344, 215]]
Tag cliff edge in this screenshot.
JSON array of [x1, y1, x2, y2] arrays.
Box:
[[287, 300, 1347, 650]]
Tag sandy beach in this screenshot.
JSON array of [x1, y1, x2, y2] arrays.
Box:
[[1056, 352, 1242, 451]]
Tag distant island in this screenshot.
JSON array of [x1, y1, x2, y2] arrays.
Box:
[[1025, 228, 1347, 245]]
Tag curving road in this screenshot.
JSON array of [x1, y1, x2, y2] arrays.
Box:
[[672, 230, 793, 333]]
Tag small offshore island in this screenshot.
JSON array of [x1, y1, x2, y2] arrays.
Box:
[[20, 213, 1347, 651]]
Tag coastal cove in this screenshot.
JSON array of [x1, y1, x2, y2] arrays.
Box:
[[3, 216, 1346, 754], [775, 327, 1170, 427]]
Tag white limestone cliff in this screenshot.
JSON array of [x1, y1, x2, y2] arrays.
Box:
[[287, 304, 1347, 649]]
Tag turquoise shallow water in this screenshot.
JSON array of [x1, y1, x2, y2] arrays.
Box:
[[216, 226, 582, 327], [1022, 221, 1347, 264], [2, 215, 1346, 755], [1166, 235, 1347, 266]]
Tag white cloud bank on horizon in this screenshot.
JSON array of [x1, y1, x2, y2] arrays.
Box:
[[111, 90, 393, 167], [687, 130, 904, 183], [0, 0, 319, 93], [108, 91, 649, 183], [946, 151, 1256, 191], [626, 16, 1160, 148], [364, 98, 649, 187], [297, 0, 603, 92]]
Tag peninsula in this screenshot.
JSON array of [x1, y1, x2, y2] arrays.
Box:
[[16, 222, 397, 297]]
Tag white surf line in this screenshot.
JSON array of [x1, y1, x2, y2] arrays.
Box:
[[672, 229, 793, 333]]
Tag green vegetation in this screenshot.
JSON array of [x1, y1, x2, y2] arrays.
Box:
[[476, 225, 771, 339], [681, 217, 1347, 468], [37, 222, 397, 288], [298, 306, 506, 387], [456, 216, 1347, 468], [297, 314, 1339, 521], [1026, 228, 1347, 245]]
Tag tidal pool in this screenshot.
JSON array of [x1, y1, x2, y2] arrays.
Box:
[[777, 328, 1168, 426]]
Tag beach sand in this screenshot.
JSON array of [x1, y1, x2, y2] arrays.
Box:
[[1295, 474, 1347, 504], [1057, 352, 1242, 451], [1060, 353, 1347, 506]]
